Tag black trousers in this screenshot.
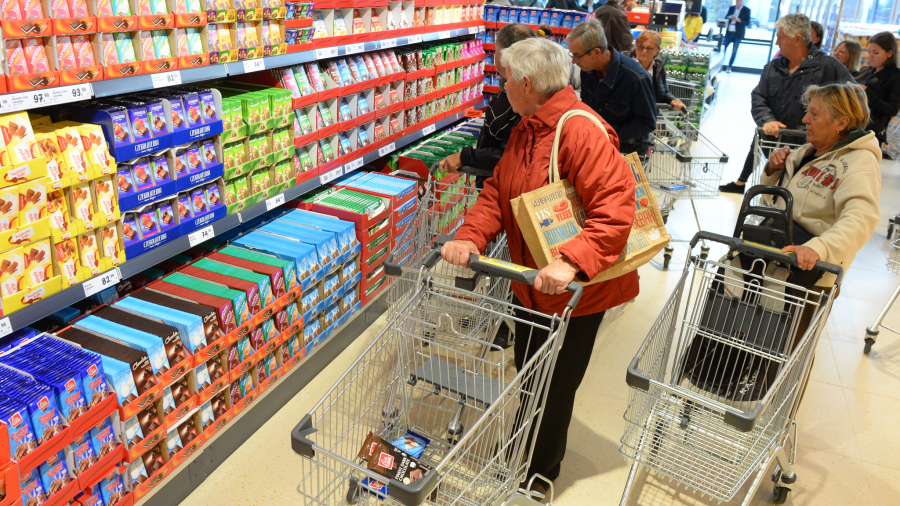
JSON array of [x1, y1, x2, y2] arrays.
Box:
[[512, 299, 605, 481]]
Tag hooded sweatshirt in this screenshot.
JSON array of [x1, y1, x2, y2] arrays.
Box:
[[761, 129, 881, 285]]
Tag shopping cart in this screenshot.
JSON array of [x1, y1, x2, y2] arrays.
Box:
[[643, 108, 729, 268], [746, 127, 807, 207], [618, 231, 843, 505], [292, 251, 583, 506], [667, 79, 706, 115], [863, 239, 900, 354]]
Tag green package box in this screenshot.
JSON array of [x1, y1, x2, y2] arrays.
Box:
[[234, 175, 250, 201]]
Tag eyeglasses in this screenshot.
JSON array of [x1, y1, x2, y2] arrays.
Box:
[[635, 45, 659, 52], [569, 47, 596, 60]]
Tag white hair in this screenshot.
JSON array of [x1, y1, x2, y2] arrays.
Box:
[[775, 13, 811, 46], [500, 38, 570, 95]]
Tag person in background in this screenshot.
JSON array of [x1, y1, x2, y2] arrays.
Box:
[[568, 19, 656, 155], [834, 40, 864, 78], [721, 0, 750, 72], [594, 0, 635, 53], [683, 12, 705, 44], [719, 13, 854, 194], [539, 24, 582, 92], [855, 31, 900, 147], [810, 21, 825, 50], [438, 24, 537, 185], [631, 30, 686, 110], [546, 0, 589, 12], [442, 37, 638, 493]]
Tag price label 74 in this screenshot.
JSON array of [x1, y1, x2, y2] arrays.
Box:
[[188, 225, 215, 247]]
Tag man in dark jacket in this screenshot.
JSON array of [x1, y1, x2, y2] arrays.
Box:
[[594, 0, 635, 54], [568, 19, 656, 155], [720, 13, 855, 194], [438, 23, 535, 186], [722, 0, 750, 71]]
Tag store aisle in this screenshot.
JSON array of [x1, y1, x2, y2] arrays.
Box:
[[179, 72, 900, 506]]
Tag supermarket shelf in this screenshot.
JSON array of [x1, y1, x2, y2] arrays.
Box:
[[227, 25, 485, 76], [0, 107, 476, 333], [137, 289, 390, 506], [91, 64, 230, 98]]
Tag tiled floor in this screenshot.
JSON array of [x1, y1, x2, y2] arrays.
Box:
[[180, 72, 900, 505]]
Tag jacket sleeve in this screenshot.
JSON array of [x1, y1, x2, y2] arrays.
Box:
[[751, 64, 778, 126], [617, 74, 657, 143], [804, 166, 881, 267], [864, 72, 900, 128], [557, 118, 635, 279], [739, 7, 750, 26], [657, 65, 677, 105], [453, 171, 504, 253]]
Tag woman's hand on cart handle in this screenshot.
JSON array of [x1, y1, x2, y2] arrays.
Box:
[[762, 121, 787, 137], [442, 240, 480, 267], [671, 99, 685, 111], [466, 254, 584, 309], [765, 146, 792, 175], [534, 257, 580, 295], [438, 152, 463, 174], [782, 245, 819, 270]]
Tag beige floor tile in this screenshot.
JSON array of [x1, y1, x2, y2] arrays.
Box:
[[808, 334, 842, 386], [825, 296, 898, 341], [177, 472, 294, 506], [829, 332, 900, 400], [842, 388, 900, 470], [793, 380, 862, 459], [860, 462, 900, 506], [836, 267, 900, 305]]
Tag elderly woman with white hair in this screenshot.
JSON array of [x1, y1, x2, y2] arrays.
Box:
[[441, 38, 639, 490]]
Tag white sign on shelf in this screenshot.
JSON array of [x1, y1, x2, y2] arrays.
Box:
[[315, 47, 339, 59], [439, 31, 452, 39], [478, 25, 485, 33], [320, 166, 344, 185], [265, 193, 286, 211], [0, 318, 11, 339], [187, 225, 215, 247], [422, 124, 436, 136], [0, 84, 95, 114], [151, 70, 182, 88], [243, 58, 266, 73], [344, 157, 364, 172], [344, 43, 365, 55], [468, 27, 479, 35], [407, 34, 423, 44], [377, 142, 396, 158], [83, 269, 121, 298], [380, 38, 397, 49]]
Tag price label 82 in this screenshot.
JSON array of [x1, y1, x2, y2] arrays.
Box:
[[83, 269, 121, 297]]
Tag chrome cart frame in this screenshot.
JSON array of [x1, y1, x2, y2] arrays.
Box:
[[863, 239, 900, 354]]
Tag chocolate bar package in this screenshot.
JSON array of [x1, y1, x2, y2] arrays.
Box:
[[357, 432, 435, 495], [89, 417, 117, 459], [69, 430, 98, 475], [130, 281, 225, 344], [39, 451, 71, 499], [0, 399, 37, 460]]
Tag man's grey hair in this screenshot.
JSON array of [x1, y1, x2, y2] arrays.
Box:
[[500, 38, 571, 95], [775, 13, 811, 46], [566, 18, 608, 53], [495, 23, 537, 51]]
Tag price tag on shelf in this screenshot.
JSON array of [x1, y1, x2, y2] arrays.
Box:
[[478, 25, 485, 33], [380, 38, 397, 49], [344, 43, 365, 55], [377, 142, 396, 158], [422, 124, 436, 136], [187, 225, 215, 247], [315, 47, 339, 59], [0, 318, 11, 339], [265, 193, 286, 211], [319, 166, 344, 185], [344, 157, 364, 172], [51, 83, 92, 106], [468, 27, 479, 35], [83, 269, 121, 298], [243, 58, 266, 73], [151, 70, 182, 88], [0, 85, 95, 114], [407, 34, 422, 44], [439, 31, 452, 39]]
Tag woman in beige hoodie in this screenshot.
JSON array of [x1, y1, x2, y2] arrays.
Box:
[[761, 82, 881, 290]]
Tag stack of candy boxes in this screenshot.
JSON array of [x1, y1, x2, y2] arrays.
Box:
[[215, 84, 298, 215], [0, 110, 126, 318], [0, 0, 216, 92], [205, 0, 288, 63], [68, 86, 232, 260], [298, 171, 416, 306], [258, 40, 483, 182]]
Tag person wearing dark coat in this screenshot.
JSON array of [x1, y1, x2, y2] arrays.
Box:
[[594, 0, 635, 54], [856, 31, 900, 146], [722, 0, 751, 71], [630, 30, 685, 110]]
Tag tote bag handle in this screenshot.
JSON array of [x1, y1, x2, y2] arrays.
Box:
[[548, 110, 611, 184]]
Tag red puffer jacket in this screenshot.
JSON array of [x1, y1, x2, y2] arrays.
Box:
[[455, 86, 640, 317]]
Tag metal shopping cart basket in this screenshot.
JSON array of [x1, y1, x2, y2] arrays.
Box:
[[747, 128, 807, 207], [291, 251, 583, 506], [619, 231, 843, 505], [863, 239, 900, 354], [642, 110, 729, 268]]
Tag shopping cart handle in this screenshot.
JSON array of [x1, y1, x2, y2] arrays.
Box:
[[467, 254, 583, 309], [383, 248, 443, 277], [689, 231, 845, 284], [291, 414, 317, 458], [755, 127, 808, 139]]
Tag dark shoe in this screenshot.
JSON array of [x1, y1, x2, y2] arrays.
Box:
[[492, 321, 513, 349], [718, 181, 745, 194], [726, 66, 732, 73]]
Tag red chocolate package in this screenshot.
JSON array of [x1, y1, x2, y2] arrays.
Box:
[[72, 35, 95, 67], [357, 432, 436, 497], [23, 38, 50, 73]]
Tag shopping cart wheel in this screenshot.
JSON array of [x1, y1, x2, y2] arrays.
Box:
[[662, 212, 669, 225], [773, 486, 790, 504], [700, 246, 709, 260], [864, 337, 875, 354], [663, 246, 674, 269], [864, 327, 879, 354]]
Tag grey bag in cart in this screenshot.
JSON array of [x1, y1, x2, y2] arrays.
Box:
[[291, 247, 583, 506], [619, 231, 843, 506]]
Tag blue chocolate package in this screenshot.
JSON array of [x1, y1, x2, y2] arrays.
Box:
[[20, 468, 46, 504], [182, 92, 205, 128], [167, 94, 189, 131], [146, 98, 169, 136], [100, 471, 125, 505], [82, 484, 105, 506], [89, 417, 117, 458], [391, 431, 429, 459], [38, 451, 71, 498], [0, 399, 36, 460], [70, 430, 98, 473]]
